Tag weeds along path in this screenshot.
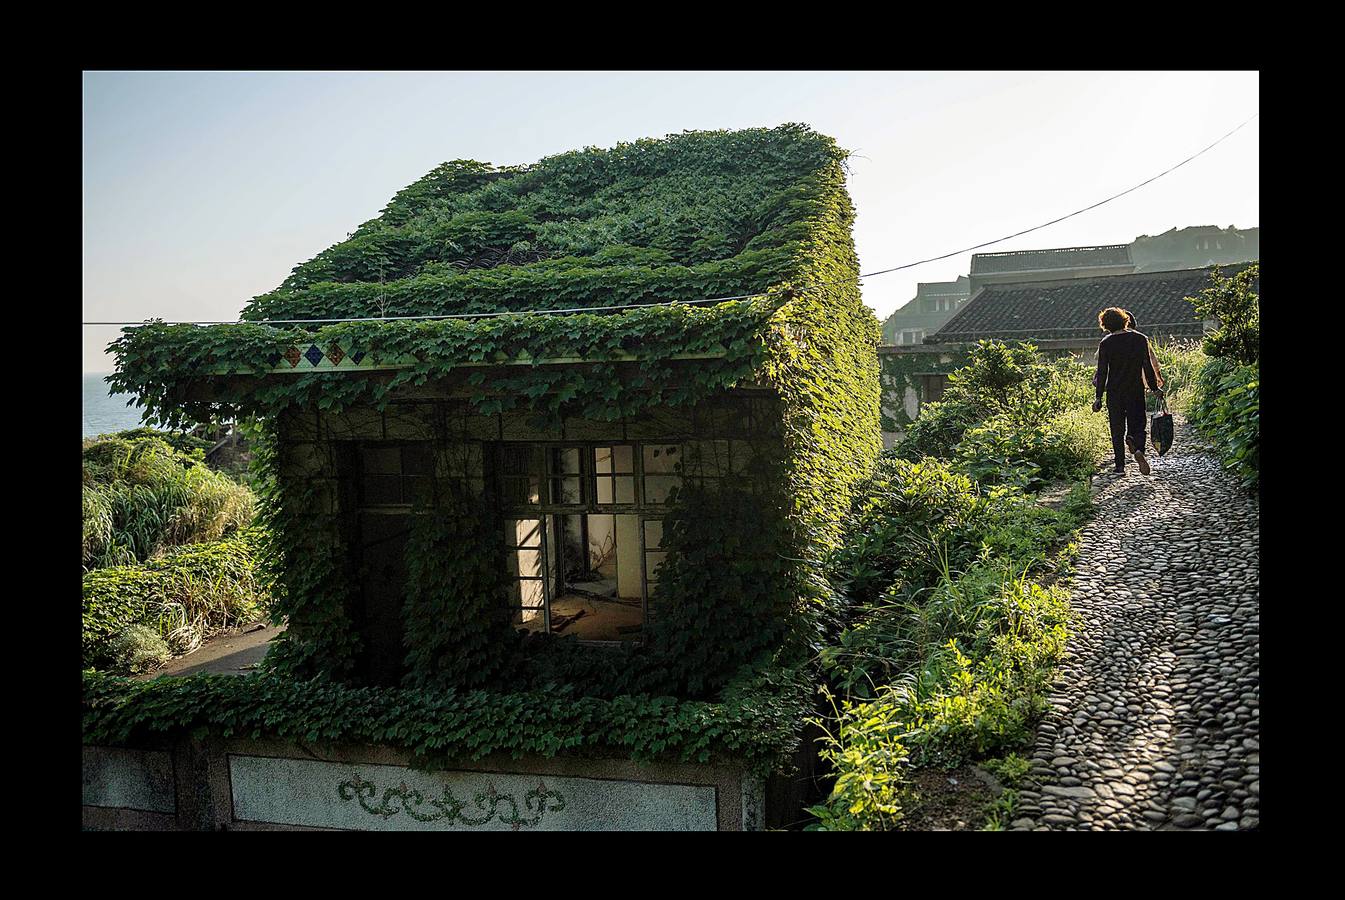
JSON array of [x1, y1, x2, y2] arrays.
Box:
[[1010, 419, 1259, 831]]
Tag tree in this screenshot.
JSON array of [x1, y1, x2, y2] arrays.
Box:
[[1190, 264, 1259, 365]]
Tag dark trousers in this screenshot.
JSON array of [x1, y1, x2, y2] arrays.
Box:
[[1106, 390, 1146, 469]]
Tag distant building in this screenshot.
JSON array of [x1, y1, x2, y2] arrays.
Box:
[[1130, 225, 1260, 272], [879, 277, 970, 345], [967, 244, 1135, 296], [880, 244, 1136, 347], [877, 263, 1258, 447], [877, 226, 1259, 350]]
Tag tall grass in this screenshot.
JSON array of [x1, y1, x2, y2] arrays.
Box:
[[82, 528, 273, 669], [1152, 339, 1207, 416], [82, 432, 256, 572]]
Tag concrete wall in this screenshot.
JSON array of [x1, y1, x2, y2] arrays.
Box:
[[83, 738, 768, 832]]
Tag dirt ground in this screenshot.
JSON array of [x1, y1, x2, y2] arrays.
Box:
[[899, 765, 1004, 831]]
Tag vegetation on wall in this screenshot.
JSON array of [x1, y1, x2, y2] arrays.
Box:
[[401, 496, 516, 691], [877, 350, 970, 433], [108, 301, 777, 430], [648, 485, 799, 696], [82, 663, 814, 780]]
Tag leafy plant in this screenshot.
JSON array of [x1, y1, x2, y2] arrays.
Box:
[[1189, 357, 1259, 490], [82, 663, 814, 779], [83, 528, 273, 670], [981, 753, 1030, 788], [82, 431, 255, 572], [1189, 263, 1259, 365], [108, 624, 172, 674], [401, 495, 516, 691]]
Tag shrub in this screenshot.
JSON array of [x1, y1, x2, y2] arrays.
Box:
[[897, 397, 981, 461], [1189, 358, 1260, 490], [982, 753, 1030, 788], [808, 688, 912, 831], [831, 457, 982, 607], [975, 486, 1088, 568], [812, 568, 1071, 828], [897, 341, 1104, 484], [1150, 340, 1207, 416], [82, 528, 272, 670], [109, 624, 171, 674], [1190, 263, 1259, 366], [82, 431, 256, 571]]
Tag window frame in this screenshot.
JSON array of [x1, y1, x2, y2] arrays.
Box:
[[493, 440, 686, 645]]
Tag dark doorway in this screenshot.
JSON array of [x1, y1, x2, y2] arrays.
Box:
[[356, 511, 412, 686]]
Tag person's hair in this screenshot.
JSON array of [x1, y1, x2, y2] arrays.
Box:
[[1123, 309, 1137, 329], [1099, 307, 1128, 332]]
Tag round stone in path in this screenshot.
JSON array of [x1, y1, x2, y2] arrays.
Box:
[[1009, 420, 1259, 833]]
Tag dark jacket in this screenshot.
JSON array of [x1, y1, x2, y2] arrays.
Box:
[[1094, 329, 1158, 403]]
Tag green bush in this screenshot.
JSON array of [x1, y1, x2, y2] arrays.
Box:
[[897, 341, 1104, 483], [82, 528, 272, 670], [1190, 263, 1259, 366], [831, 457, 983, 608], [82, 431, 256, 572], [82, 663, 814, 779], [982, 753, 1030, 788], [897, 397, 981, 461], [1190, 358, 1260, 490], [811, 568, 1071, 829], [109, 624, 171, 674], [1151, 340, 1207, 416]]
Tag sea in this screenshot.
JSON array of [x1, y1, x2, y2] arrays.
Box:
[[83, 373, 148, 438]]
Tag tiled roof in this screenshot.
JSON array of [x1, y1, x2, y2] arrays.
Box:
[[928, 265, 1256, 344], [970, 244, 1133, 275]]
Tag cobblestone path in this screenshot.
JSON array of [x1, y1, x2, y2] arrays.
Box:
[[1011, 420, 1260, 831]]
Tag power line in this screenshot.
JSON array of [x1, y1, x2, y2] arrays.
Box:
[[82, 111, 1258, 328]]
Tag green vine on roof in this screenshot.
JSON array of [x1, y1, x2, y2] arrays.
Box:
[[247, 124, 845, 321]]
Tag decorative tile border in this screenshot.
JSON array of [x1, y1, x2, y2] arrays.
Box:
[[208, 345, 730, 376]]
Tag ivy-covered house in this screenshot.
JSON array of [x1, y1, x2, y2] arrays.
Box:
[[105, 126, 880, 813]]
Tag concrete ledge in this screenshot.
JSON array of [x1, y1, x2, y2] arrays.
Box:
[[83, 737, 771, 831]]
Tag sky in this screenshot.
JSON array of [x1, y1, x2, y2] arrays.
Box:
[[82, 70, 1259, 373]]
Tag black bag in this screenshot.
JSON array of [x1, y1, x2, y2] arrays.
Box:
[[1151, 393, 1174, 456]]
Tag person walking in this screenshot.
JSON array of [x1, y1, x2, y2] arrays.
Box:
[[1092, 306, 1163, 475]]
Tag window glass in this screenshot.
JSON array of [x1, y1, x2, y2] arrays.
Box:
[[401, 443, 435, 476], [362, 446, 402, 475], [595, 445, 636, 506]]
